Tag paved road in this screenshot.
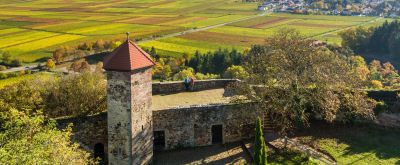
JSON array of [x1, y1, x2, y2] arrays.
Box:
[[0, 64, 38, 73], [0, 12, 268, 74]]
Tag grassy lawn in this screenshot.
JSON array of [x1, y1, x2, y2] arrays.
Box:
[[268, 150, 318, 165], [294, 122, 400, 164]]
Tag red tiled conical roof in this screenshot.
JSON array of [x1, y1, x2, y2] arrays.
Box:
[[103, 40, 155, 71]]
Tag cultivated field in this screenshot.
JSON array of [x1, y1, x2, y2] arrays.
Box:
[[0, 0, 392, 63]]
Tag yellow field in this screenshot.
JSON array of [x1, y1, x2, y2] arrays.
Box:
[[0, 0, 392, 62]]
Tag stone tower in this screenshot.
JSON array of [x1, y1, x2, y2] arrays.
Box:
[[103, 39, 155, 165]]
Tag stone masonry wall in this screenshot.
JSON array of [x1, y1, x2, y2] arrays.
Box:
[[129, 68, 153, 165], [153, 103, 260, 150], [57, 103, 259, 154], [57, 112, 108, 156], [106, 71, 132, 165], [152, 79, 239, 95]]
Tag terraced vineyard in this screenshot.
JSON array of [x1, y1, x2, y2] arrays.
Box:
[[0, 0, 393, 63]]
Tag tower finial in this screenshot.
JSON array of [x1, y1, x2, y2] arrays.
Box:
[[126, 32, 130, 41]]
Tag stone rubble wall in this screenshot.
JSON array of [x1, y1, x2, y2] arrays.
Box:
[[376, 113, 400, 127], [56, 112, 108, 157], [367, 90, 399, 103], [152, 79, 239, 95], [57, 103, 261, 153], [153, 103, 260, 150]]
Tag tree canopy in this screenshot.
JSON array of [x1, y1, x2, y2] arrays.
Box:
[[0, 100, 95, 164], [234, 29, 375, 135]]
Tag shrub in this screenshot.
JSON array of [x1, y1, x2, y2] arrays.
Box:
[[254, 117, 267, 165], [224, 65, 249, 79], [0, 103, 96, 164], [173, 67, 195, 81], [195, 73, 219, 80], [0, 65, 6, 71]]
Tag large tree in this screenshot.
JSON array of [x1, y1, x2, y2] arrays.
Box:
[[0, 71, 106, 118], [0, 102, 96, 164], [234, 29, 375, 135]]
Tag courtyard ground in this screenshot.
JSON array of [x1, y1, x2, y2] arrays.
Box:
[[152, 89, 229, 110], [153, 143, 248, 165]]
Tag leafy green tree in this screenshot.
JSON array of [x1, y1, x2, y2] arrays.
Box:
[[194, 73, 219, 80], [0, 72, 106, 118], [339, 26, 373, 53], [0, 102, 96, 165], [93, 40, 105, 52], [224, 65, 249, 79], [1, 52, 11, 65], [79, 61, 90, 72], [173, 67, 196, 81], [46, 59, 56, 70], [44, 72, 106, 117], [188, 49, 244, 75], [254, 117, 267, 165], [69, 61, 81, 72], [77, 42, 92, 51], [234, 29, 375, 135], [349, 56, 370, 81], [0, 79, 48, 114], [153, 58, 172, 81], [53, 47, 65, 64]]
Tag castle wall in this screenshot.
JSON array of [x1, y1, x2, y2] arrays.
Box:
[[56, 103, 259, 155], [153, 103, 259, 150], [152, 79, 239, 95], [367, 90, 399, 103], [56, 112, 108, 155]]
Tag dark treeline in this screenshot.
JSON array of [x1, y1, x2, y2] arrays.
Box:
[[340, 20, 400, 55], [369, 20, 400, 55], [188, 49, 245, 75]]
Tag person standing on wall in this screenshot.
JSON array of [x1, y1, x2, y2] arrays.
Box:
[[189, 77, 195, 91], [184, 77, 190, 91]]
